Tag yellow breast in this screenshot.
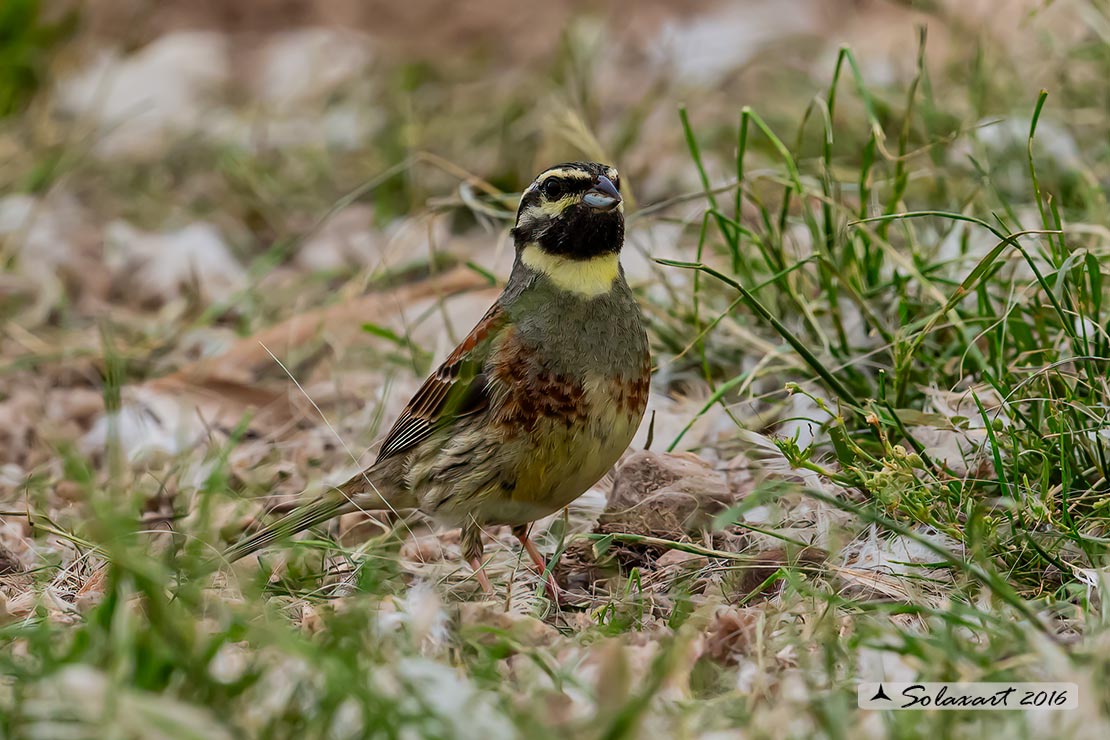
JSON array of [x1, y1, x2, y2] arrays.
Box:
[[495, 375, 643, 524]]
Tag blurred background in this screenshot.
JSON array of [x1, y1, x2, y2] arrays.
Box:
[[0, 0, 1092, 464]]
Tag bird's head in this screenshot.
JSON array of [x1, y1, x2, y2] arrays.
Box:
[[511, 162, 624, 259]]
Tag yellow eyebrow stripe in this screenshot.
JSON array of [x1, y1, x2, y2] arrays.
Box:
[[520, 244, 620, 297], [536, 168, 593, 184]]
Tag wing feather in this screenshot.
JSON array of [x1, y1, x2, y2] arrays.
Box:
[[375, 304, 506, 462]]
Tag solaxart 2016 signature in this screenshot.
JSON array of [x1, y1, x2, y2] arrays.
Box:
[[858, 682, 1078, 711]]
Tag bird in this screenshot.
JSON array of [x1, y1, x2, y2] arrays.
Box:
[[222, 161, 651, 600]]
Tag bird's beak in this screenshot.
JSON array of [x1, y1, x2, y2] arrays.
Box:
[[583, 175, 622, 212]]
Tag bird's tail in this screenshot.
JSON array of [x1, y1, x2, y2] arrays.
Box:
[[220, 473, 396, 564]]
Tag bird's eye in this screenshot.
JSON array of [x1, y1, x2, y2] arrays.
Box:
[[540, 179, 564, 199]]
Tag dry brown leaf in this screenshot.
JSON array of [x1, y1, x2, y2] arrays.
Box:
[[149, 266, 486, 398], [83, 268, 490, 460], [704, 606, 762, 665]]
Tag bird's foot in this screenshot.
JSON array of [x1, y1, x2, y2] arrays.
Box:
[[467, 556, 493, 595], [513, 526, 564, 605]]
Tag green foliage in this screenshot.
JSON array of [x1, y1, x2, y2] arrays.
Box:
[[671, 36, 1110, 604], [0, 0, 76, 117]]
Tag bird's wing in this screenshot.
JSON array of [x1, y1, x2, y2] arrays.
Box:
[[220, 302, 509, 564], [375, 302, 508, 462]]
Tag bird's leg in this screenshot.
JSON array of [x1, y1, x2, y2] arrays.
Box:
[[512, 524, 560, 603], [468, 559, 493, 594], [462, 521, 492, 595]]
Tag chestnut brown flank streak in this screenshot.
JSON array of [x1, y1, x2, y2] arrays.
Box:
[[488, 330, 649, 433], [491, 330, 590, 431], [622, 358, 651, 415]]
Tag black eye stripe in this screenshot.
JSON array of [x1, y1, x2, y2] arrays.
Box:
[[540, 177, 594, 199]]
